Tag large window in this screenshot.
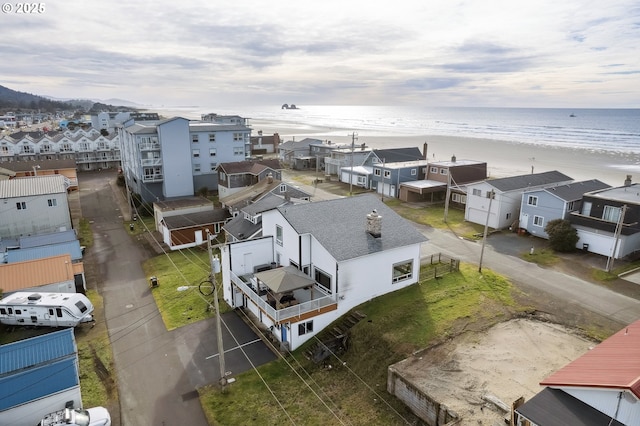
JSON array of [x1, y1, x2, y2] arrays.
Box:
[[233, 133, 243, 141], [16, 201, 26, 210], [209, 148, 217, 157], [298, 320, 313, 335], [314, 267, 332, 293], [374, 168, 381, 176], [533, 215, 544, 227], [192, 149, 200, 158], [392, 260, 413, 283], [192, 134, 199, 143], [472, 188, 481, 196], [47, 199, 57, 207], [527, 195, 538, 206], [276, 225, 283, 246], [234, 147, 244, 156], [603, 205, 621, 223], [209, 134, 216, 142], [383, 170, 391, 179]]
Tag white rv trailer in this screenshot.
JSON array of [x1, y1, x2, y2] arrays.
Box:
[[0, 292, 94, 327]]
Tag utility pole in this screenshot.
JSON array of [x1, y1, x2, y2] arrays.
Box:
[[444, 170, 452, 223], [349, 132, 357, 196], [380, 157, 386, 202], [207, 230, 226, 390], [606, 205, 628, 272], [478, 190, 495, 273]]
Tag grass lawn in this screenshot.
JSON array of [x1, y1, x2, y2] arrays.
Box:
[[199, 263, 522, 425], [142, 248, 231, 330], [520, 248, 559, 266], [76, 289, 116, 408], [384, 199, 484, 239]]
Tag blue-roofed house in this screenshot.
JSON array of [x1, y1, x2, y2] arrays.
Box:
[[0, 329, 82, 426], [5, 240, 84, 263], [519, 179, 611, 238], [221, 194, 427, 350]]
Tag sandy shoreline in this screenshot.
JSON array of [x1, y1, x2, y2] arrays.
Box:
[[249, 118, 638, 186], [146, 110, 639, 186]]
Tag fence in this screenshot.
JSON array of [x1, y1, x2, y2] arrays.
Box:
[[421, 253, 460, 280]]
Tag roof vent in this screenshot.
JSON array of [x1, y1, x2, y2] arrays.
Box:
[[624, 175, 632, 187], [27, 293, 42, 303], [366, 209, 382, 238], [451, 154, 456, 163]]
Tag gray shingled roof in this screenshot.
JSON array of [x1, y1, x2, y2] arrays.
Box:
[[163, 209, 230, 230], [243, 193, 289, 216], [277, 194, 427, 261], [372, 147, 424, 163], [542, 179, 611, 201], [487, 170, 572, 192], [222, 214, 262, 240]]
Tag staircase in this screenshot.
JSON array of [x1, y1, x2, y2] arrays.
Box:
[[305, 311, 367, 364]]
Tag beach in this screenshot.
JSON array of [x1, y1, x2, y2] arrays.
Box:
[[249, 118, 638, 187]]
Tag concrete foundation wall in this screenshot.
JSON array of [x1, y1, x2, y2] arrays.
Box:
[[388, 368, 458, 426]]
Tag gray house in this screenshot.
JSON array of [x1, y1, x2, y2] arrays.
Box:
[[519, 179, 611, 238]]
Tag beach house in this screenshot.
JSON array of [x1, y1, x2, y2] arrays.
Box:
[[519, 179, 611, 238], [220, 194, 427, 350], [216, 159, 282, 199], [569, 177, 640, 259], [464, 171, 573, 230]]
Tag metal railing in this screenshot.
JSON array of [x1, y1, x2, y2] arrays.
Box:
[[230, 271, 337, 323]]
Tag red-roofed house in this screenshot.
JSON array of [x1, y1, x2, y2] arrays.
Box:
[[514, 320, 640, 425]]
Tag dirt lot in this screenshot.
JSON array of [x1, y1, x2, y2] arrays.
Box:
[[391, 318, 596, 425]]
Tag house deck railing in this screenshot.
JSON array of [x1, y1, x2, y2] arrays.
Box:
[[230, 271, 337, 323]]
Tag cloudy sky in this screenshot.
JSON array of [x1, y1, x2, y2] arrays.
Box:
[[1, 0, 638, 108]]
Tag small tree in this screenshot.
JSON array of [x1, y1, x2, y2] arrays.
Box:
[[545, 219, 579, 252]]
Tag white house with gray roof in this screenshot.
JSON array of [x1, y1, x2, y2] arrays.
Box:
[[519, 179, 611, 238], [465, 170, 573, 230], [0, 175, 71, 239], [220, 194, 427, 350]]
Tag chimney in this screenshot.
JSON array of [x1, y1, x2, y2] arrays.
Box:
[[423, 143, 428, 160], [624, 175, 632, 187], [266, 172, 273, 183], [366, 209, 382, 238], [451, 154, 456, 163]]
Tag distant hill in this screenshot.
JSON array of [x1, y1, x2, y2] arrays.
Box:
[[0, 85, 138, 114], [0, 85, 83, 112]]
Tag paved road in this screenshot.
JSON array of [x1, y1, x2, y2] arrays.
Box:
[[79, 171, 276, 426]]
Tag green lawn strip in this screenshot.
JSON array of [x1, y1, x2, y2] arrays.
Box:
[[199, 263, 518, 424], [77, 289, 114, 408], [142, 248, 230, 330], [592, 260, 640, 282], [520, 248, 559, 266], [78, 217, 94, 248], [384, 199, 483, 238]]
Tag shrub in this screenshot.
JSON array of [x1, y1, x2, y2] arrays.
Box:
[[545, 219, 578, 252]]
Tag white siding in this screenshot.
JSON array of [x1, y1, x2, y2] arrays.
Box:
[[562, 388, 640, 425]]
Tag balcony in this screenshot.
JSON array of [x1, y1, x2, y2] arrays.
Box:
[[143, 173, 163, 182], [140, 143, 160, 151], [141, 158, 162, 166], [230, 270, 337, 324]]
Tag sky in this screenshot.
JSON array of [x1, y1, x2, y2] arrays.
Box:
[[1, 0, 639, 108]]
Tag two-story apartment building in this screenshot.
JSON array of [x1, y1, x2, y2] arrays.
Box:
[[0, 175, 72, 239], [220, 194, 427, 350], [118, 116, 252, 202]]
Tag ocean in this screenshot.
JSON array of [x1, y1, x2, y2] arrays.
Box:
[[159, 105, 640, 154]]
